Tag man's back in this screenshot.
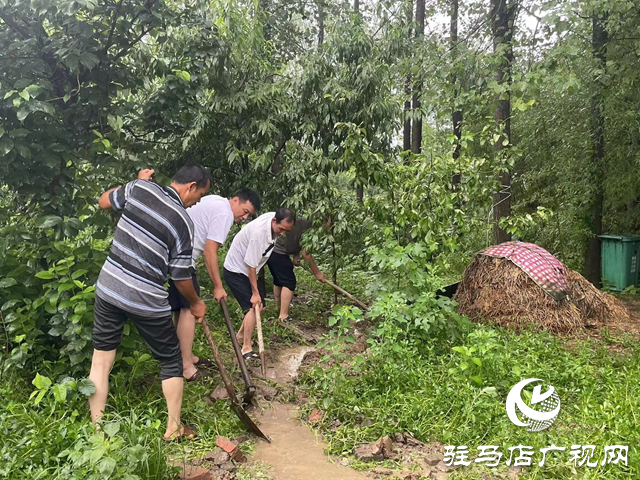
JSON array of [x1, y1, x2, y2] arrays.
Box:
[[224, 212, 275, 275], [187, 195, 234, 262], [96, 180, 194, 317]]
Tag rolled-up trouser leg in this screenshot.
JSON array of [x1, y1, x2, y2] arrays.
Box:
[[131, 311, 183, 380]]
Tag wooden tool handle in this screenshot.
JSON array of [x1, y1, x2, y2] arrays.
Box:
[[324, 279, 368, 311], [254, 304, 267, 376]]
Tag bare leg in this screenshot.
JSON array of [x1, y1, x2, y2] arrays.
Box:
[[162, 376, 184, 439], [88, 349, 117, 424], [176, 308, 198, 378], [241, 309, 256, 354], [274, 285, 281, 311], [279, 286, 293, 320]]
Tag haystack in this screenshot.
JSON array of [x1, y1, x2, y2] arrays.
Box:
[[455, 255, 630, 334]]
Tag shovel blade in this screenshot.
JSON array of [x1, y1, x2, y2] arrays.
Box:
[[230, 401, 270, 443]]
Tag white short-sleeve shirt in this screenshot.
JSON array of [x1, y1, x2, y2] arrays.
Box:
[[223, 212, 276, 276], [186, 195, 234, 263]]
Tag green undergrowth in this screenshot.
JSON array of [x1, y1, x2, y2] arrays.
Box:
[[298, 291, 639, 479], [0, 292, 290, 479]]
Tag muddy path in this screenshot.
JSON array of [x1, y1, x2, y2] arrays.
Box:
[[248, 345, 370, 480]]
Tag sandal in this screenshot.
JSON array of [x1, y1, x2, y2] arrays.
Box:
[[242, 351, 260, 362], [185, 368, 205, 383], [194, 357, 215, 369], [163, 425, 196, 443]]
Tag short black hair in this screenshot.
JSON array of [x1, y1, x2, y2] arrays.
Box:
[[275, 208, 296, 224], [172, 164, 213, 189], [234, 188, 261, 212]]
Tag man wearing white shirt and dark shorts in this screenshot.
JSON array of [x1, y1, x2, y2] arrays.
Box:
[[223, 209, 296, 362], [167, 188, 261, 382]]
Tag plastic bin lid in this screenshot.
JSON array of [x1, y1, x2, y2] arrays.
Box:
[[598, 234, 640, 242]]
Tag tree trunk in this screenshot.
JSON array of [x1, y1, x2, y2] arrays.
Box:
[[403, 0, 413, 154], [585, 12, 609, 286], [317, 0, 324, 48], [354, 0, 359, 13], [490, 0, 517, 245], [411, 0, 425, 155], [451, 0, 462, 186]]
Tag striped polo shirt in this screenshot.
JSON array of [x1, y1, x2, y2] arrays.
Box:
[[95, 180, 194, 318]]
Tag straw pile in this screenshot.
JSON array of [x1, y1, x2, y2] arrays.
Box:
[[455, 255, 630, 334]]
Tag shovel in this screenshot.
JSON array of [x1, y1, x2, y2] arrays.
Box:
[[324, 279, 368, 311], [220, 298, 256, 406], [254, 304, 267, 377], [200, 317, 270, 443]]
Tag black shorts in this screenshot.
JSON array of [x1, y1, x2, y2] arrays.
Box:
[[223, 267, 266, 312], [267, 252, 297, 291], [92, 295, 182, 379], [168, 274, 200, 311]]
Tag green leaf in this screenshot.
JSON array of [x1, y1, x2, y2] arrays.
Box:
[[71, 269, 88, 280], [78, 378, 96, 396], [37, 215, 63, 228], [35, 271, 56, 279], [79, 52, 99, 70], [0, 137, 14, 155], [49, 325, 66, 336], [2, 299, 21, 311], [16, 107, 29, 122], [0, 277, 17, 288], [98, 457, 117, 477], [103, 421, 120, 438], [52, 383, 68, 403], [19, 89, 30, 101], [32, 373, 52, 390], [173, 69, 191, 82]]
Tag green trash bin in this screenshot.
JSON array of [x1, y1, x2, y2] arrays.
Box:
[[599, 234, 640, 291]]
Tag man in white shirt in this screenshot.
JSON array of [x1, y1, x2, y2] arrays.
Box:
[[223, 209, 296, 362], [168, 188, 261, 381]]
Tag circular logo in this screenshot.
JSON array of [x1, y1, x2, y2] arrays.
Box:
[[506, 378, 561, 432]]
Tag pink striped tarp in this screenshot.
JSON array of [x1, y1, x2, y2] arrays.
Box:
[[480, 241, 569, 301]]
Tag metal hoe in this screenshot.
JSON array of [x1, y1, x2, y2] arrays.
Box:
[[220, 298, 256, 406], [201, 316, 270, 442]]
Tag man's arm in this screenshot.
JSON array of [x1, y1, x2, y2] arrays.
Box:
[[301, 249, 325, 282], [247, 266, 264, 310], [98, 188, 118, 209], [97, 169, 154, 210], [173, 279, 206, 321], [203, 239, 227, 302]]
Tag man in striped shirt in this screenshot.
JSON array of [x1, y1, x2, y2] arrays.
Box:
[[88, 165, 211, 442]]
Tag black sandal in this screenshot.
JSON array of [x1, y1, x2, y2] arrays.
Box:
[[194, 357, 215, 369], [185, 368, 205, 383], [242, 351, 260, 361]]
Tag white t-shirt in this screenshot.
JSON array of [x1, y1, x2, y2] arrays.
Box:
[[223, 212, 276, 276], [186, 195, 234, 263]]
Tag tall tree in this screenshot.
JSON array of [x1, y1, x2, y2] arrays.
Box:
[[490, 0, 518, 244], [403, 0, 413, 153], [354, 0, 363, 202], [317, 0, 324, 48], [411, 0, 425, 154], [585, 11, 609, 285], [451, 0, 462, 186]]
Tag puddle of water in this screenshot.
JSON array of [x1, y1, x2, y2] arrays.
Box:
[[252, 403, 369, 480], [272, 346, 315, 383]]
